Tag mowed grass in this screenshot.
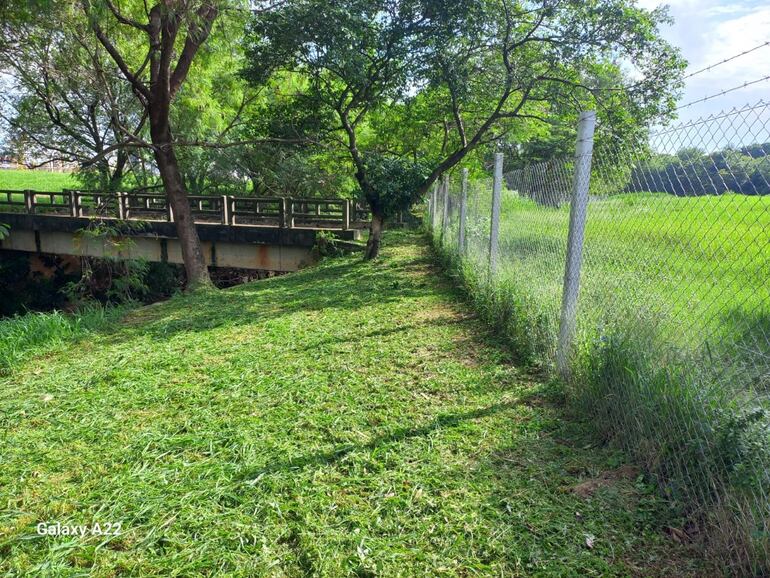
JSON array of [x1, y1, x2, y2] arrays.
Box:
[[0, 232, 704, 576], [0, 169, 81, 192]]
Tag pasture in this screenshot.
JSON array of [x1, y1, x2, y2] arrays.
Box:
[[462, 190, 770, 366]]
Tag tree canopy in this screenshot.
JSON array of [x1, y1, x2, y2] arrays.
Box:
[[1, 0, 687, 267], [243, 0, 685, 257]]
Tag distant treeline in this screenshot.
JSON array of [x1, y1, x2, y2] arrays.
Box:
[[627, 142, 770, 196]]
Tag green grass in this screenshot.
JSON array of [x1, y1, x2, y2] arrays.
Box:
[[0, 169, 81, 192], [466, 191, 770, 361], [0, 306, 128, 374], [437, 189, 770, 572], [0, 231, 703, 576]]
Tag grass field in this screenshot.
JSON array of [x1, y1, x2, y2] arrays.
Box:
[[0, 169, 81, 192], [460, 191, 770, 366], [0, 232, 704, 576]]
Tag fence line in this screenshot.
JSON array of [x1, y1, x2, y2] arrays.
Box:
[[429, 101, 770, 573]]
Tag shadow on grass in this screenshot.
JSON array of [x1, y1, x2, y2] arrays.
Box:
[[238, 400, 522, 481]]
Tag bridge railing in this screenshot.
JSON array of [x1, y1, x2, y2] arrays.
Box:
[[0, 190, 372, 231]]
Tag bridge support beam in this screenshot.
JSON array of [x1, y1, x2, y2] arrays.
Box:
[[1, 229, 314, 272]]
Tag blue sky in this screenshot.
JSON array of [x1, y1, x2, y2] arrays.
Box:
[[638, 0, 770, 123]]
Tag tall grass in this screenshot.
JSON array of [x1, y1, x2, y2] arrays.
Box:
[[0, 306, 127, 374]]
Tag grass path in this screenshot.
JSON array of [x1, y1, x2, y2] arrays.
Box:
[[1, 232, 703, 576]]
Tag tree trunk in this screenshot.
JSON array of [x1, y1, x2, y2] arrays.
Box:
[[364, 211, 384, 260], [109, 149, 127, 191], [151, 128, 211, 289]]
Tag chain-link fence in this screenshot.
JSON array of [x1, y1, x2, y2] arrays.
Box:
[[428, 101, 770, 574]]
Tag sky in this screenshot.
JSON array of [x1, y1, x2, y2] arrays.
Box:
[[637, 0, 770, 123]]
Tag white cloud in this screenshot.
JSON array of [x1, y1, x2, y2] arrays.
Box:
[[635, 0, 770, 121]]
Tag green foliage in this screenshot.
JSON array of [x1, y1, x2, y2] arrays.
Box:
[[63, 257, 151, 307], [63, 220, 182, 307], [0, 304, 126, 374], [362, 153, 431, 216], [244, 0, 685, 229]]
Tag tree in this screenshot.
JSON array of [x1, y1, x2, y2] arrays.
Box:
[[0, 12, 145, 190], [70, 0, 230, 288], [244, 0, 684, 259]]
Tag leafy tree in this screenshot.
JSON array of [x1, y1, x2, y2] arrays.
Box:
[[0, 5, 144, 189], [72, 0, 229, 288], [244, 0, 684, 258]]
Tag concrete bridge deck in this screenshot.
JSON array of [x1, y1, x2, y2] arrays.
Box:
[[0, 190, 369, 271]]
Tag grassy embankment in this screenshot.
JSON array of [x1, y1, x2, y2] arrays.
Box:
[[0, 169, 80, 192], [0, 231, 703, 576]]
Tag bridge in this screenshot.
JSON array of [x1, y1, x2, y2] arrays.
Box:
[[0, 190, 370, 272]]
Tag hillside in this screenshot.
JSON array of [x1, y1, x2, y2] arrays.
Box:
[[0, 232, 703, 576]]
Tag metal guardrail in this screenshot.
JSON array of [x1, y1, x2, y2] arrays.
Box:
[[0, 190, 372, 231]]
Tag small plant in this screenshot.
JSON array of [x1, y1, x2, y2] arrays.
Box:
[[0, 304, 124, 374], [65, 219, 152, 306]]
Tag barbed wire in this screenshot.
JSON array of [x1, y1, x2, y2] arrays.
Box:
[[682, 40, 770, 80], [673, 74, 770, 111]]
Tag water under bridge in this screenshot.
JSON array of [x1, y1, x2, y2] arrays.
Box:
[[0, 190, 370, 272]]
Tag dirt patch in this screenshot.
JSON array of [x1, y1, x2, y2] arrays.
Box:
[[571, 464, 641, 498]]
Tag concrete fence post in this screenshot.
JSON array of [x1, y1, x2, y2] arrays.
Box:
[[24, 189, 34, 213], [440, 174, 450, 243], [429, 183, 437, 230], [342, 200, 351, 230], [458, 168, 468, 256], [117, 192, 126, 220], [488, 152, 503, 277], [221, 195, 231, 225], [65, 189, 78, 218], [280, 198, 291, 229], [556, 110, 597, 376]]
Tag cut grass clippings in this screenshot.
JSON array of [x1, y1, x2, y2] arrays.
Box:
[[0, 231, 705, 576]]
